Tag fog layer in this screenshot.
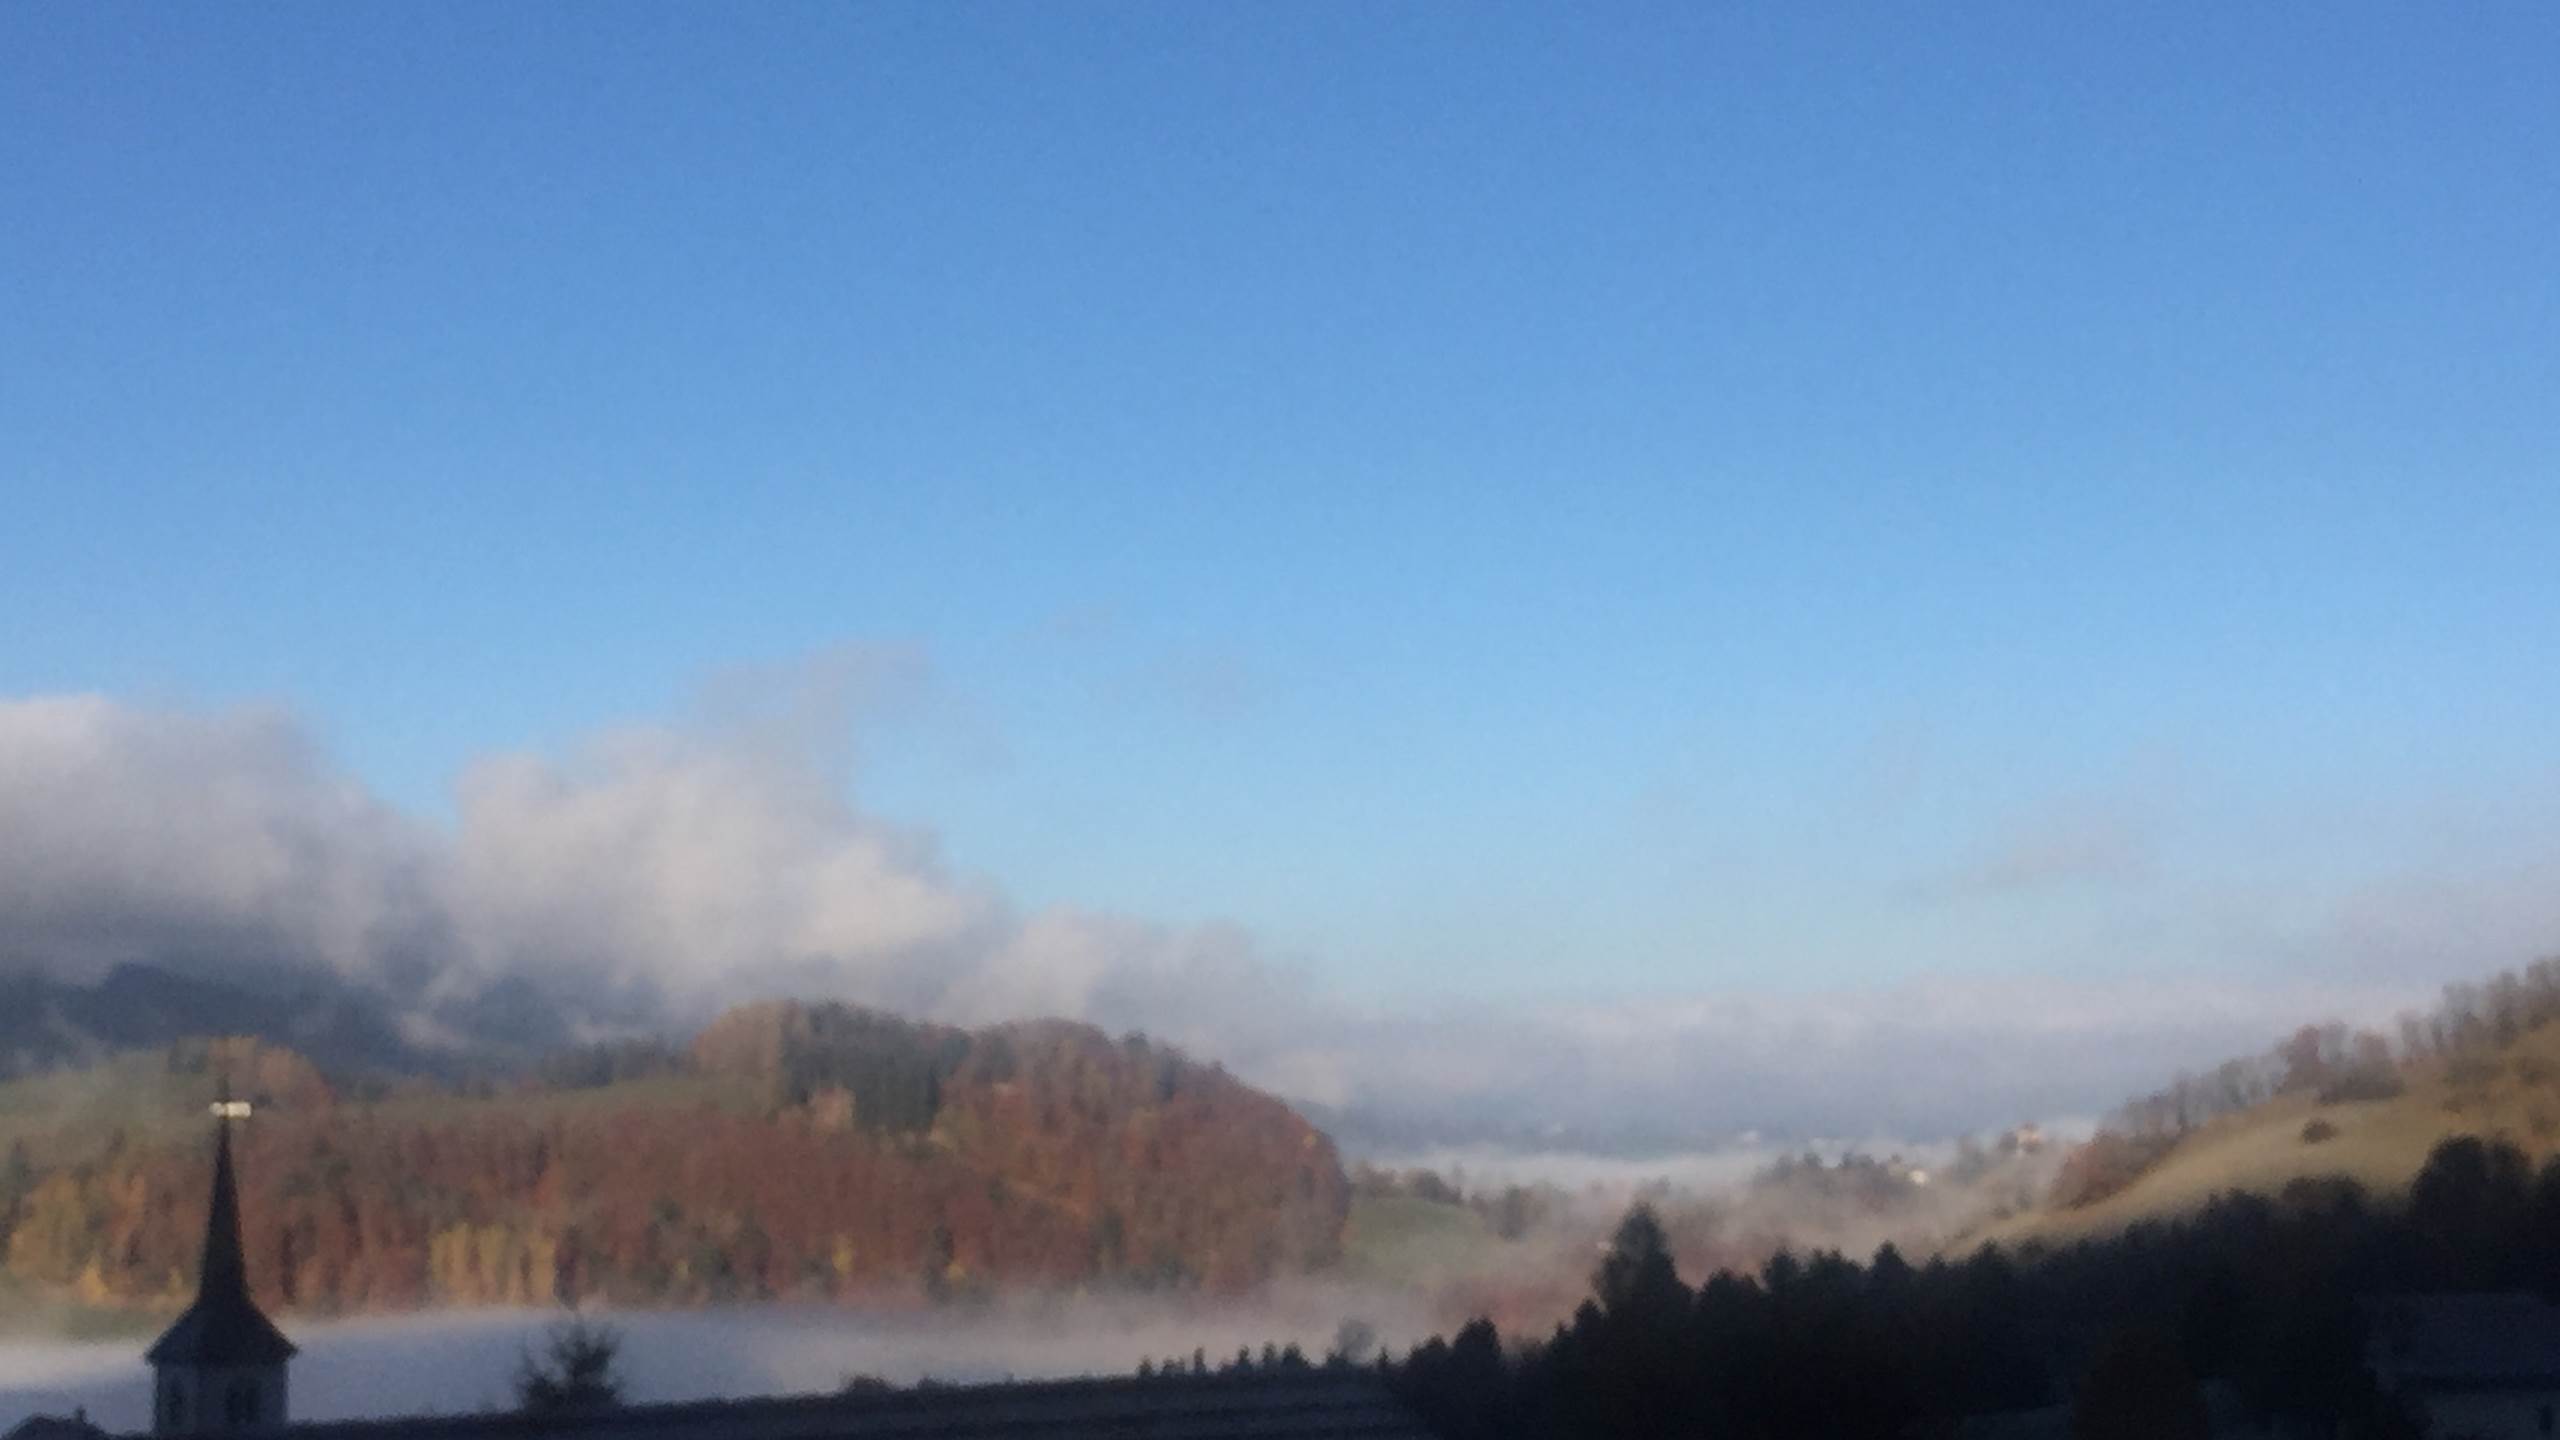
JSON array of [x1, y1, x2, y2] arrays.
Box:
[[0, 1286, 1433, 1434]]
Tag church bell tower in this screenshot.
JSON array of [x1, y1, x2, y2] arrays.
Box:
[[145, 1104, 295, 1434]]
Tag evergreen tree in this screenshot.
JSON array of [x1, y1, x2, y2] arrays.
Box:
[[1591, 1204, 1689, 1328], [514, 1316, 625, 1414]]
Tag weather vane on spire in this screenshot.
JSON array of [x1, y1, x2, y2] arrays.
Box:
[[211, 1070, 251, 1122]]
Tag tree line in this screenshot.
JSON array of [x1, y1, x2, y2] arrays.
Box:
[[1386, 1133, 2560, 1440]]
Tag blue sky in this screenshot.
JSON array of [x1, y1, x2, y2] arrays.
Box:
[[6, 3, 2558, 1015]]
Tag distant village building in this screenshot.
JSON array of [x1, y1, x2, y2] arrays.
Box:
[[2366, 1293, 2560, 1440], [7, 1107, 1434, 1440]]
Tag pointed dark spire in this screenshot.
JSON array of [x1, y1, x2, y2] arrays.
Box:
[[146, 1101, 296, 1368], [196, 1115, 250, 1310]]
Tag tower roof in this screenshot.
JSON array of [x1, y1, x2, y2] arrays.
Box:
[[145, 1116, 297, 1367]]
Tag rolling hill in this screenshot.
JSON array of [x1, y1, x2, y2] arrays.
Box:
[[1983, 968, 2560, 1250], [0, 1001, 1349, 1317]]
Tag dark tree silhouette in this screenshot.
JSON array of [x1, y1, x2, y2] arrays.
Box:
[[514, 1316, 625, 1414], [2410, 1133, 2530, 1283], [1592, 1204, 1688, 1327], [1387, 1135, 2540, 1440], [2072, 1325, 2206, 1440]]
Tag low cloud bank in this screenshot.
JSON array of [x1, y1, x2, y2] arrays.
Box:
[[1353, 1128, 2087, 1197], [0, 685, 2453, 1140]]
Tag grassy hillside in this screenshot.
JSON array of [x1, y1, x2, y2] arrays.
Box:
[[1982, 1019, 2560, 1249], [1337, 1190, 1597, 1335], [1342, 1194, 1500, 1283]]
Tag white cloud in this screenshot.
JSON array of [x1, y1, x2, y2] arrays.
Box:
[[0, 695, 444, 987], [0, 676, 2522, 1144], [446, 730, 1002, 1018]]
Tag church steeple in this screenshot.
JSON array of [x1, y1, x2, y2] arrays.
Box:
[[145, 1103, 294, 1434], [196, 1120, 251, 1312]]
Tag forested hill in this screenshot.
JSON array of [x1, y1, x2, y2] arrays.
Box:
[[0, 1003, 1349, 1314]]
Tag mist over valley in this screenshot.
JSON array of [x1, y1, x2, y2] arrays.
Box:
[[6, 5, 2557, 1437]]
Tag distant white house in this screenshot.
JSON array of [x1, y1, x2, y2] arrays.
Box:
[[2367, 1293, 2560, 1440]]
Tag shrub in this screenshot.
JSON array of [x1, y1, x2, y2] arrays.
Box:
[[2049, 1131, 2180, 1209], [515, 1317, 624, 1414], [2300, 1118, 2339, 1145]]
